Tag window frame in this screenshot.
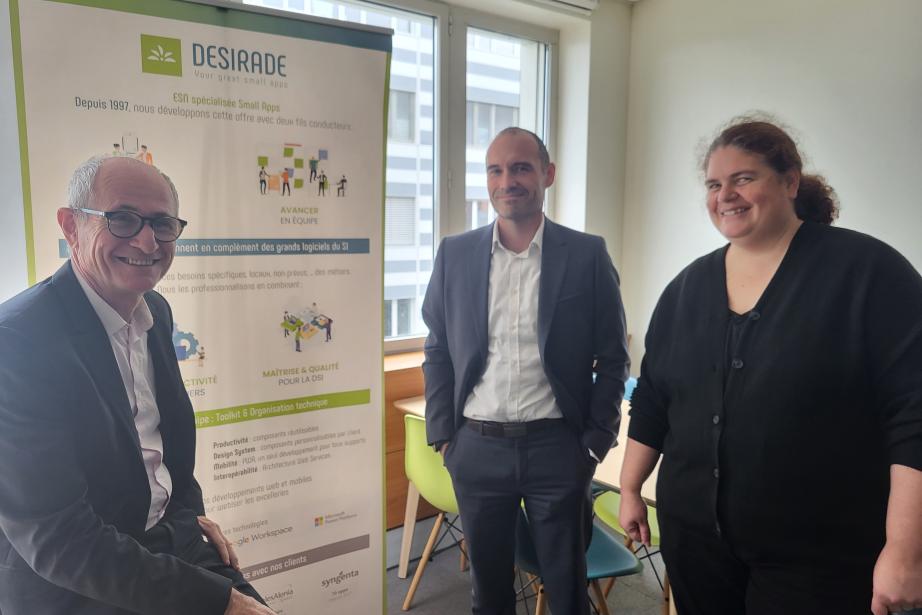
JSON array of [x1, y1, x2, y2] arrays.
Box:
[[239, 0, 558, 353], [444, 6, 557, 243]]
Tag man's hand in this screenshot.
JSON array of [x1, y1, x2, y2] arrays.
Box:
[[871, 541, 922, 615], [224, 589, 275, 614], [198, 516, 239, 570], [618, 490, 651, 548]]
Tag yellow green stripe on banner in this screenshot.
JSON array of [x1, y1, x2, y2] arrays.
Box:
[[195, 389, 370, 429], [8, 0, 36, 285]]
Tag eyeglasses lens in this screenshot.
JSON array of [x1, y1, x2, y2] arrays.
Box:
[[107, 212, 143, 238], [151, 218, 183, 241], [108, 212, 182, 241]]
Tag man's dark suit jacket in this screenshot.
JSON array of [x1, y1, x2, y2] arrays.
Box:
[[0, 262, 231, 614], [422, 218, 630, 461]]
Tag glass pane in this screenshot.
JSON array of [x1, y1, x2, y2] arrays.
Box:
[[383, 299, 393, 337], [494, 105, 516, 133], [397, 298, 412, 336], [311, 0, 335, 18], [388, 91, 415, 143], [245, 0, 436, 341], [465, 28, 549, 231], [474, 103, 491, 147], [385, 197, 416, 246]]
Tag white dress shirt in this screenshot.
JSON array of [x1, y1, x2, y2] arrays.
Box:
[[74, 271, 173, 530], [463, 216, 564, 423]]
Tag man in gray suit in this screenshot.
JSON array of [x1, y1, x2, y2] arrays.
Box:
[[422, 127, 629, 614], [0, 156, 272, 614]]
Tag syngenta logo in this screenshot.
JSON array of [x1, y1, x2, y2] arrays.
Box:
[[141, 34, 182, 77], [320, 570, 359, 589]]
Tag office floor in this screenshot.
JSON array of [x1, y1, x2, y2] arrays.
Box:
[[386, 523, 667, 615]]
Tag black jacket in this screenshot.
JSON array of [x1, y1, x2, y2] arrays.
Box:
[[630, 222, 922, 560], [0, 262, 230, 614]]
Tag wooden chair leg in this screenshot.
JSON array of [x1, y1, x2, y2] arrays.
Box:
[[534, 582, 547, 615], [398, 482, 421, 579], [402, 513, 444, 611], [590, 579, 611, 615], [662, 572, 672, 615], [601, 576, 616, 598], [459, 538, 468, 571]]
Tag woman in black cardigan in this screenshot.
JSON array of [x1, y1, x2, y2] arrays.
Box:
[[619, 117, 922, 615]]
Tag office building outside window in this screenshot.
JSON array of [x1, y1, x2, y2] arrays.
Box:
[[388, 91, 415, 143], [465, 27, 549, 232], [245, 0, 551, 344]]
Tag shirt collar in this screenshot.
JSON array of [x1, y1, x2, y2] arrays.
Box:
[[72, 265, 154, 335], [491, 215, 545, 256]]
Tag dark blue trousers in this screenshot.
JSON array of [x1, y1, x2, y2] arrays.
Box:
[[140, 507, 266, 607], [444, 419, 595, 615]]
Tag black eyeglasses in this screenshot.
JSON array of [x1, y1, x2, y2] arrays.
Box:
[[78, 208, 188, 242]]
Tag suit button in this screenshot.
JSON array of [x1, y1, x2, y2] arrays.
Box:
[[712, 414, 720, 425], [749, 310, 761, 321], [731, 358, 744, 369], [713, 467, 720, 478]]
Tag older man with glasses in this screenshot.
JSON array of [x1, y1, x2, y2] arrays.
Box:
[[0, 156, 274, 615]]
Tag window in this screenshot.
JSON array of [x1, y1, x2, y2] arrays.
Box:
[[388, 90, 416, 143], [466, 102, 519, 147], [385, 198, 416, 246], [245, 0, 555, 346], [397, 298, 413, 336], [383, 298, 416, 337], [395, 18, 413, 34], [464, 27, 549, 232], [465, 199, 494, 229]]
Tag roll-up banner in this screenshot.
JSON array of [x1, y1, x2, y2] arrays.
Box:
[[9, 0, 390, 611]]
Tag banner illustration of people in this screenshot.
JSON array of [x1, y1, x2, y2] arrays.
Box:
[[9, 1, 390, 612]]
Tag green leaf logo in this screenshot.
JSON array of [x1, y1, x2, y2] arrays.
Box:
[[141, 35, 182, 77]]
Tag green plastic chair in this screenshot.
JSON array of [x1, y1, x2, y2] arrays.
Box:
[[594, 490, 671, 615], [401, 414, 465, 610], [515, 510, 642, 615]]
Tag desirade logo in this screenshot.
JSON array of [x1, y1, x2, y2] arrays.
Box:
[[141, 34, 182, 77]]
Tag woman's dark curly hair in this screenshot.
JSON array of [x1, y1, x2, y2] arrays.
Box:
[[704, 116, 839, 225]]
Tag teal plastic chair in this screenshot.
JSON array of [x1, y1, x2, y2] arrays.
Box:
[[594, 490, 670, 615], [515, 509, 642, 615], [401, 414, 465, 610]]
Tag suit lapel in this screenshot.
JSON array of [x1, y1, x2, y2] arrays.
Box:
[[538, 219, 568, 360], [52, 263, 142, 451], [467, 225, 494, 362]]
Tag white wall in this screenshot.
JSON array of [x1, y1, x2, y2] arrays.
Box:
[[621, 0, 922, 368], [584, 0, 632, 269]]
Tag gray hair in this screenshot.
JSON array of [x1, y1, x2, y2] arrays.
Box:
[[66, 154, 180, 212]]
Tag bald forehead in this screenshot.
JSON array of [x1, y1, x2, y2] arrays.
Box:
[[488, 132, 538, 157], [93, 158, 177, 215]]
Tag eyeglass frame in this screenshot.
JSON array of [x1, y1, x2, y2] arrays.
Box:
[[77, 207, 188, 242]]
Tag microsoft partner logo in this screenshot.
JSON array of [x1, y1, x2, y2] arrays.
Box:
[[141, 34, 182, 77]]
